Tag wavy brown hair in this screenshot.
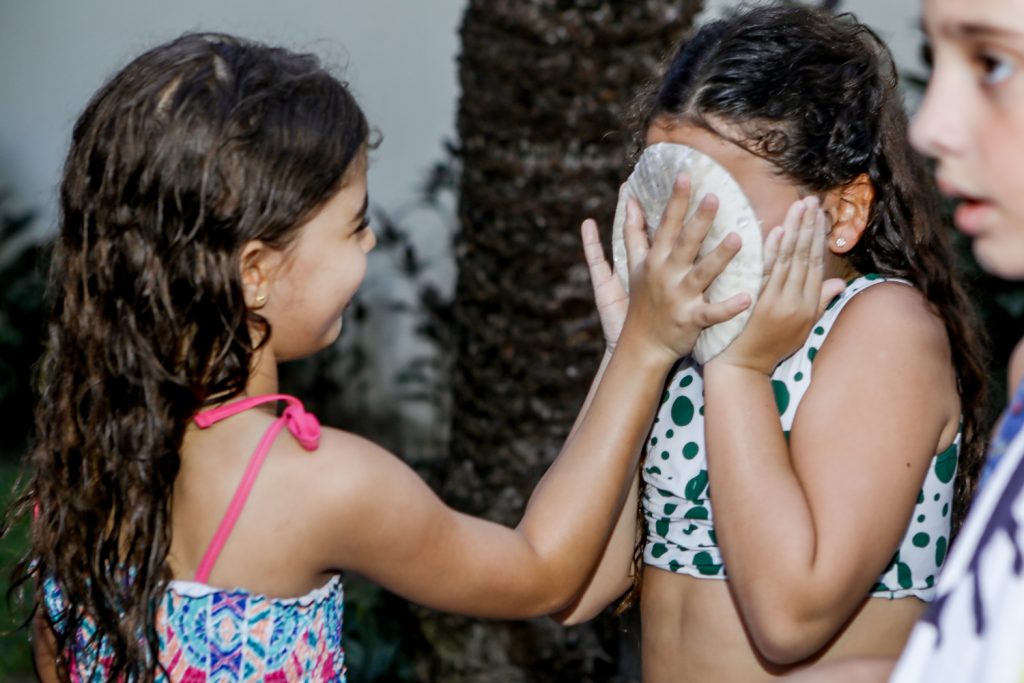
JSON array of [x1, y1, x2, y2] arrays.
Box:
[[6, 32, 368, 681], [622, 4, 989, 608]]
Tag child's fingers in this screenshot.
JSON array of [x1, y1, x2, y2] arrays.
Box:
[[650, 175, 696, 262], [693, 292, 752, 327], [623, 198, 650, 275], [762, 225, 784, 280], [765, 200, 806, 293], [802, 209, 829, 305], [784, 197, 819, 294], [817, 278, 847, 317], [581, 219, 614, 289], [687, 232, 742, 292], [669, 193, 719, 269]]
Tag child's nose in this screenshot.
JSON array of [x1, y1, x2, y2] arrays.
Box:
[[363, 227, 377, 252], [910, 76, 965, 161]]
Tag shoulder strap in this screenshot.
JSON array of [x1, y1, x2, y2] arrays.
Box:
[[818, 274, 913, 330], [191, 394, 320, 583]]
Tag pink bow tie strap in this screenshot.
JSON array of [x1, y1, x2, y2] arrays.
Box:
[[191, 394, 320, 583]]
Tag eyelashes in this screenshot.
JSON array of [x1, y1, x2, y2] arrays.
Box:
[[919, 39, 1015, 88], [920, 41, 934, 70], [978, 52, 1014, 85]]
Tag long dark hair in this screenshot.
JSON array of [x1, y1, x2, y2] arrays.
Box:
[[7, 32, 368, 681], [625, 4, 988, 605]]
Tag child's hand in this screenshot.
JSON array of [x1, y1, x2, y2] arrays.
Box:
[[616, 174, 753, 365], [581, 218, 628, 351], [712, 197, 846, 375]]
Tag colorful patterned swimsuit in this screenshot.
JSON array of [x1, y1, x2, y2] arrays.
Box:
[[43, 394, 347, 681], [642, 276, 960, 600]]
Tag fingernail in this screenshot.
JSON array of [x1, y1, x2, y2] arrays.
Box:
[[676, 174, 690, 190], [804, 196, 819, 209], [701, 193, 718, 208], [723, 232, 741, 249]]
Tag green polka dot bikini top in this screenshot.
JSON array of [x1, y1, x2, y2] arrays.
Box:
[[641, 275, 960, 601]]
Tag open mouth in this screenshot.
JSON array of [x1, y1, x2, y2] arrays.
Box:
[[953, 198, 994, 235], [937, 177, 993, 235]]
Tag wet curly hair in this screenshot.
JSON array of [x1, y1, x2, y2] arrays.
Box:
[[7, 32, 368, 681]]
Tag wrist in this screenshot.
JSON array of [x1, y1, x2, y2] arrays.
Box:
[[614, 326, 679, 372], [705, 355, 774, 380]]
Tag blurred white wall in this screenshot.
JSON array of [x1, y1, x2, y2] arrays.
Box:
[[0, 0, 465, 236], [0, 0, 924, 236]]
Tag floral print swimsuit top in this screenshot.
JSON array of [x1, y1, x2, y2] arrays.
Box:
[[44, 394, 347, 682], [642, 276, 960, 600]]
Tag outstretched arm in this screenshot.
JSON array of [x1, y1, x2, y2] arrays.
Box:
[[314, 178, 751, 618]]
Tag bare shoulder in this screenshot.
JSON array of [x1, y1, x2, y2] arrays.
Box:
[[277, 425, 421, 512], [827, 281, 951, 363], [269, 424, 440, 568], [812, 280, 959, 437]]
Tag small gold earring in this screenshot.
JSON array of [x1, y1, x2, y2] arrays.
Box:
[[254, 293, 267, 308]]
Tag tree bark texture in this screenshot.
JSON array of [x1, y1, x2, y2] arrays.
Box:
[[436, 2, 703, 681]]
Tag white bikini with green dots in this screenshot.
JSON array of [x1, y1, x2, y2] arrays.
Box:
[[641, 275, 960, 600]]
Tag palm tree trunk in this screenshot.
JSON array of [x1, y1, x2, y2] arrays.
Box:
[[434, 2, 703, 681]]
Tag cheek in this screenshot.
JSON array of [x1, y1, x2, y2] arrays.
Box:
[[982, 111, 1024, 198], [972, 227, 1024, 280], [746, 192, 800, 236]]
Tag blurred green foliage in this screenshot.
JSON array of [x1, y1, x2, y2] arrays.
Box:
[[0, 461, 33, 678], [0, 190, 46, 458]]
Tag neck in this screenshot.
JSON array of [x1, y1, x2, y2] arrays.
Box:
[[246, 347, 280, 396], [825, 252, 860, 282]]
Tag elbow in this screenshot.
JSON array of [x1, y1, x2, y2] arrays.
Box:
[[550, 576, 633, 626], [520, 574, 591, 621], [752, 626, 819, 666], [551, 598, 604, 626], [745, 604, 837, 665], [552, 610, 587, 626]]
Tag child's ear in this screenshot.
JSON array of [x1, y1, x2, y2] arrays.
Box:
[[239, 240, 280, 310], [822, 173, 874, 255]]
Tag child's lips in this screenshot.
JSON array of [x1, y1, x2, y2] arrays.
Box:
[[954, 199, 994, 236], [937, 177, 993, 236]]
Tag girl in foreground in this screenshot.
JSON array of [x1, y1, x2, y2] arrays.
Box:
[[9, 32, 761, 682], [791, 0, 1024, 680], [560, 6, 987, 681]]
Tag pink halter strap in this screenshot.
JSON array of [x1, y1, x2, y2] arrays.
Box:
[[191, 394, 320, 584]]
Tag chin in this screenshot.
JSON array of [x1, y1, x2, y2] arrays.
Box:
[[974, 238, 1024, 281], [323, 318, 344, 345]]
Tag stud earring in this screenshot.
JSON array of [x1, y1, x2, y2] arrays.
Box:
[[254, 293, 267, 308], [835, 237, 848, 249]]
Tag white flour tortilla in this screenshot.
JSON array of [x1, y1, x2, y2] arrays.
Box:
[[611, 143, 763, 363]]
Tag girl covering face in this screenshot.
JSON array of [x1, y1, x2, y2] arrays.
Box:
[[559, 6, 988, 682]]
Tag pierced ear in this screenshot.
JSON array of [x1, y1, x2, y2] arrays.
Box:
[[239, 240, 276, 310], [824, 173, 874, 255]]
